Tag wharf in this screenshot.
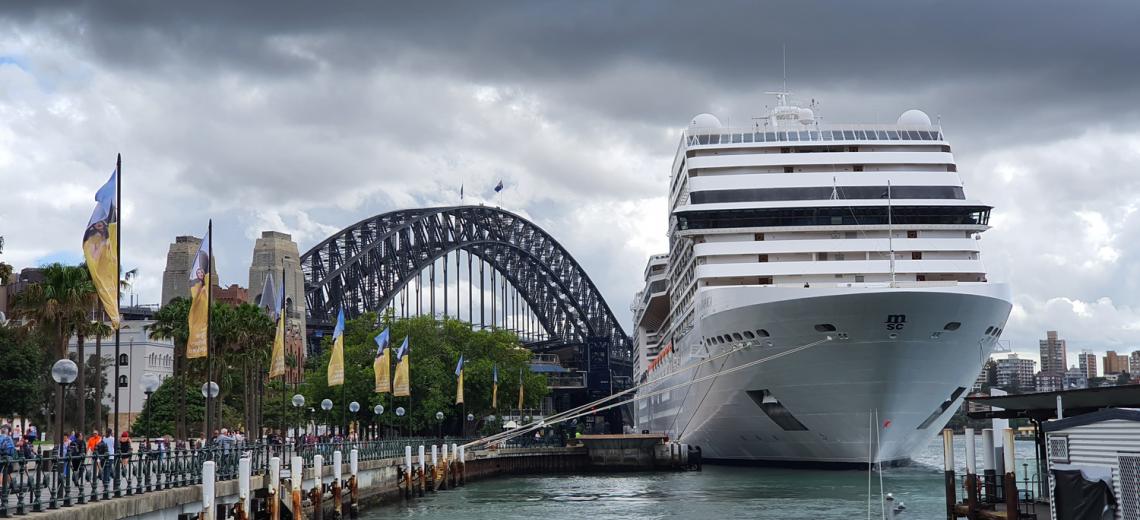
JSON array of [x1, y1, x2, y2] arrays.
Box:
[[577, 433, 702, 470]]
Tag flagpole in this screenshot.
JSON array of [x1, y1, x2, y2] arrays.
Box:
[[206, 219, 214, 445], [281, 267, 287, 440], [113, 153, 122, 497]]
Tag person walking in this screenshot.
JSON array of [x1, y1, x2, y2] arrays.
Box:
[[0, 425, 15, 490], [100, 428, 115, 485]]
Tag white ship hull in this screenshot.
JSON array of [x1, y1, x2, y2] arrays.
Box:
[[635, 282, 1012, 465]]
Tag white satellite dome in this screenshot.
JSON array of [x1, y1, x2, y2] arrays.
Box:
[[690, 113, 722, 128], [897, 109, 932, 127]]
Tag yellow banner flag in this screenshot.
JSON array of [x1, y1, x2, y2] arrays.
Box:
[[492, 383, 498, 409], [268, 313, 286, 378], [327, 308, 345, 386], [392, 337, 410, 397], [186, 228, 211, 359], [373, 328, 391, 393], [518, 369, 525, 411], [82, 166, 120, 329]]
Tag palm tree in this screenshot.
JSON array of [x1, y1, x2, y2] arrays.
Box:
[[10, 263, 96, 432], [83, 318, 113, 431], [147, 298, 191, 439]]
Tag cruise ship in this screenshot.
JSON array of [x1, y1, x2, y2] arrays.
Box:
[[630, 92, 1012, 466]]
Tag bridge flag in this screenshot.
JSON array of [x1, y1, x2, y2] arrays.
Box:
[[393, 337, 411, 397], [491, 364, 498, 408], [327, 307, 346, 386], [454, 355, 465, 405], [186, 223, 211, 359], [82, 163, 120, 329], [494, 179, 504, 193], [373, 328, 391, 393]]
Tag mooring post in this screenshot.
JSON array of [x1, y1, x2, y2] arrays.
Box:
[[349, 449, 360, 519], [417, 445, 426, 497], [942, 429, 956, 520], [313, 454, 324, 520], [202, 461, 216, 520], [440, 444, 449, 490], [450, 443, 459, 488], [238, 456, 252, 517], [404, 446, 413, 499], [332, 450, 343, 519], [981, 429, 996, 503], [430, 445, 439, 491], [965, 428, 977, 519], [291, 456, 304, 520], [458, 445, 465, 486], [269, 456, 281, 520], [1002, 428, 1019, 520]]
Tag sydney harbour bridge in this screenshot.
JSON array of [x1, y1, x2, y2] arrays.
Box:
[[299, 205, 633, 424]]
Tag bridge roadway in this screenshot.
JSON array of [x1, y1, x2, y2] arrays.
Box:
[[0, 439, 587, 519]]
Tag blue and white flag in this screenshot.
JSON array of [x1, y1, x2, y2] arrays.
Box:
[[494, 180, 504, 193]]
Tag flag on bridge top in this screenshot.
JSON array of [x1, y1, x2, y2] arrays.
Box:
[[374, 328, 391, 394], [82, 161, 120, 329], [494, 179, 504, 192], [454, 355, 465, 405], [491, 364, 499, 409], [460, 183, 464, 200], [186, 222, 212, 359], [393, 337, 411, 397], [327, 307, 345, 386]]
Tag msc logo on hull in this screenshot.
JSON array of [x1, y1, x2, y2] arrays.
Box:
[[885, 314, 907, 331]]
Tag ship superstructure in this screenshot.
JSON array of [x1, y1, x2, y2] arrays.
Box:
[[631, 92, 1012, 465]]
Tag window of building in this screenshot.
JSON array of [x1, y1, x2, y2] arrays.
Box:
[[816, 252, 828, 261], [758, 277, 772, 285], [907, 230, 918, 239], [853, 165, 863, 172], [912, 252, 923, 260], [118, 353, 128, 366], [855, 275, 865, 282], [754, 233, 765, 241], [758, 254, 769, 263], [916, 274, 926, 281], [835, 253, 845, 260], [118, 375, 128, 388], [783, 166, 794, 173]]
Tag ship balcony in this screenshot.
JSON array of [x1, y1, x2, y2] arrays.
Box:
[[686, 151, 954, 171], [695, 258, 986, 279]]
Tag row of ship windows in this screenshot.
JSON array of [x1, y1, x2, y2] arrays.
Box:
[[707, 320, 967, 345], [690, 129, 944, 146], [677, 206, 992, 229], [689, 186, 965, 204]]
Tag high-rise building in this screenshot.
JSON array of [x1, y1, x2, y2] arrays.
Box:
[[1035, 372, 1063, 393], [1131, 351, 1140, 375], [248, 231, 307, 381], [1038, 330, 1067, 376], [1077, 350, 1098, 379], [1103, 350, 1129, 375], [996, 353, 1037, 392], [161, 236, 218, 306]]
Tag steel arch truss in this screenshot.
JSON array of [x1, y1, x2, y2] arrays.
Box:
[[300, 205, 632, 374]]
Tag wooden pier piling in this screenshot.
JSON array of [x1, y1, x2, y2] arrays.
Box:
[[942, 429, 956, 520]]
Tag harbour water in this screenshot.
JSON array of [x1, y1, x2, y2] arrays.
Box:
[[361, 437, 1039, 519]]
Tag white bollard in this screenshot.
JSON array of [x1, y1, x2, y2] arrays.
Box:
[[270, 457, 281, 492], [942, 429, 954, 472], [965, 428, 976, 475], [405, 446, 412, 471], [333, 450, 343, 484], [459, 445, 465, 463], [418, 445, 425, 471], [431, 445, 438, 467], [291, 456, 303, 493], [239, 456, 252, 515], [451, 443, 458, 462], [350, 449, 359, 477], [202, 461, 216, 520], [981, 429, 995, 472], [313, 454, 324, 491], [441, 443, 448, 462], [1002, 428, 1016, 472]]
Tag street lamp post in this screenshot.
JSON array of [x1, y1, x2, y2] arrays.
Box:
[[435, 411, 444, 440], [200, 381, 219, 446], [320, 399, 333, 437], [291, 394, 305, 444], [395, 407, 406, 438], [373, 404, 384, 440], [51, 359, 79, 453], [348, 401, 360, 440], [466, 413, 474, 438], [139, 373, 161, 450], [487, 415, 496, 436]]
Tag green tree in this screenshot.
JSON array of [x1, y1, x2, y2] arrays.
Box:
[[147, 298, 192, 439], [0, 324, 45, 424], [212, 302, 273, 436], [131, 374, 206, 438], [299, 314, 547, 437]]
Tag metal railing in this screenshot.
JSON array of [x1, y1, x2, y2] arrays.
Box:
[[0, 438, 482, 516]]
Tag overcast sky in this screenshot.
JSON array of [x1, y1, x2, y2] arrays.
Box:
[[3, 1, 1140, 366]]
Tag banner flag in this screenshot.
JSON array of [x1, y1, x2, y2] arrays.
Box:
[[186, 226, 211, 359], [454, 355, 465, 405], [268, 272, 287, 378], [492, 364, 498, 409], [393, 337, 410, 397], [327, 307, 345, 386], [517, 367, 525, 411], [82, 166, 120, 329], [373, 328, 391, 393]]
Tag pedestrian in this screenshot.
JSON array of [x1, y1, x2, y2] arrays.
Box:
[[0, 425, 16, 489], [100, 428, 116, 484], [86, 429, 102, 455], [217, 428, 235, 453], [118, 431, 132, 468]]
